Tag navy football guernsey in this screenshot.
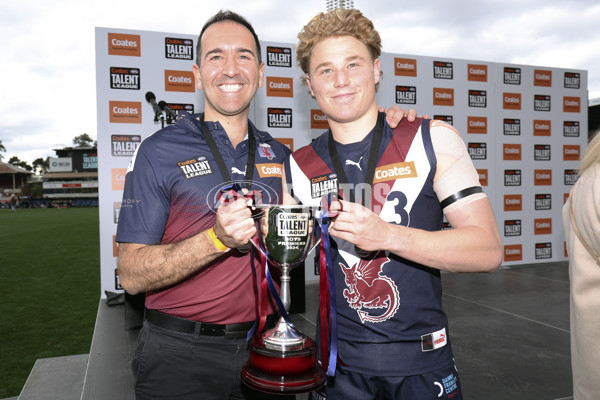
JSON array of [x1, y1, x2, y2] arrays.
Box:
[[116, 113, 290, 324], [287, 114, 454, 376]]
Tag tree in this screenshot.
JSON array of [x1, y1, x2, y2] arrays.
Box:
[[8, 156, 33, 171], [73, 133, 95, 148], [33, 157, 49, 175], [0, 139, 5, 161]]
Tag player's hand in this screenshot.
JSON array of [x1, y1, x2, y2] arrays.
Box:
[[328, 200, 389, 252], [378, 105, 429, 128]]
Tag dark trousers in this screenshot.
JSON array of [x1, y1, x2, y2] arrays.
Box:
[[132, 320, 294, 400]]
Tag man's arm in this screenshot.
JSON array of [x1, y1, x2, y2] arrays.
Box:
[[117, 197, 257, 294]]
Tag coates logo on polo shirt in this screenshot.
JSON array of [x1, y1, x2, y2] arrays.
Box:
[[394, 58, 417, 77], [503, 93, 521, 110], [534, 169, 552, 186], [110, 67, 140, 90], [165, 70, 195, 92], [396, 86, 417, 104], [108, 33, 141, 57], [564, 72, 581, 89], [373, 162, 417, 183], [165, 37, 193, 60], [267, 77, 293, 97], [267, 46, 292, 68], [533, 120, 551, 136], [256, 163, 283, 178], [468, 64, 487, 82], [468, 143, 487, 160], [268, 108, 292, 128], [503, 118, 521, 136], [109, 101, 142, 124], [504, 194, 522, 211], [433, 88, 454, 106], [503, 67, 521, 85], [563, 121, 580, 137], [504, 244, 523, 262], [534, 69, 552, 87], [177, 156, 213, 179], [535, 243, 552, 259], [534, 95, 551, 112], [433, 61, 453, 79], [563, 145, 580, 161], [563, 96, 581, 113], [467, 117, 487, 134], [311, 109, 329, 130]]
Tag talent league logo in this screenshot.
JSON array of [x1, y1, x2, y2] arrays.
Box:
[[503, 67, 521, 85], [268, 108, 292, 128], [535, 194, 552, 211], [162, 103, 194, 124], [433, 61, 453, 79], [468, 143, 487, 160], [111, 135, 141, 157], [563, 121, 580, 137], [395, 86, 417, 104], [564, 72, 581, 89], [340, 255, 400, 324], [468, 64, 487, 82], [534, 95, 551, 112], [267, 46, 292, 68], [177, 156, 213, 179], [110, 67, 140, 90], [107, 33, 141, 57], [535, 243, 552, 259], [503, 119, 521, 136], [534, 145, 551, 161], [394, 58, 417, 77], [564, 169, 579, 185], [433, 115, 453, 125], [165, 37, 193, 60], [504, 220, 521, 237], [468, 90, 487, 108], [310, 174, 338, 199], [504, 169, 521, 186]]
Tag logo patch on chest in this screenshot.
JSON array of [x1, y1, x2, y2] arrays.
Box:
[[177, 156, 214, 179], [310, 173, 338, 199]]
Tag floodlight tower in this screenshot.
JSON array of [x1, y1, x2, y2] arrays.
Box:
[[326, 0, 354, 10]]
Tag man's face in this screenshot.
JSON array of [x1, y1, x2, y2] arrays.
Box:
[[306, 35, 380, 125], [193, 21, 264, 119]]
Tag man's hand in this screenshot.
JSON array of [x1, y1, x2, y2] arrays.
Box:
[[213, 197, 256, 248], [378, 105, 429, 128]]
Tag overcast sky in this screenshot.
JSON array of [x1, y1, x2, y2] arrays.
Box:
[[1, 0, 599, 165]]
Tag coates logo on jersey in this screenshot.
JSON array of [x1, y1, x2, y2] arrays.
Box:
[[534, 145, 551, 161], [534, 218, 552, 235], [504, 194, 522, 211], [563, 96, 581, 113], [468, 64, 488, 82], [165, 37, 193, 60], [256, 163, 283, 178], [109, 101, 142, 124], [394, 58, 417, 77], [396, 86, 417, 104], [311, 109, 329, 130], [267, 46, 292, 68], [564, 169, 579, 186], [563, 145, 580, 161], [110, 67, 140, 90], [433, 115, 453, 125], [112, 168, 127, 191], [311, 173, 339, 199], [111, 135, 141, 157], [258, 143, 276, 160], [267, 77, 293, 97], [535, 243, 552, 259], [535, 194, 552, 211], [468, 143, 487, 160], [164, 70, 195, 92], [477, 169, 488, 186], [108, 33, 141, 57], [467, 117, 487, 134], [534, 95, 551, 112], [504, 244, 523, 262], [503, 143, 521, 161], [503, 93, 521, 110], [504, 67, 521, 85], [563, 121, 580, 137], [533, 120, 551, 136], [177, 156, 213, 179], [433, 61, 453, 79], [373, 161, 417, 184], [268, 108, 292, 128], [504, 220, 521, 237], [340, 254, 400, 324], [504, 169, 521, 186], [503, 118, 521, 136], [433, 88, 454, 106], [534, 169, 552, 186], [564, 72, 581, 89], [534, 69, 552, 87]]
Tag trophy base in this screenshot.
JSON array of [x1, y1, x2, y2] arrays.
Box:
[[241, 334, 325, 394]]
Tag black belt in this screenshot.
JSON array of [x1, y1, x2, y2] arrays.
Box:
[[145, 308, 278, 339]]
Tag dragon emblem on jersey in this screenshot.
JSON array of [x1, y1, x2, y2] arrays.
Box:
[[340, 254, 400, 323]]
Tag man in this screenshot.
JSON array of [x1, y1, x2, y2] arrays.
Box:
[[116, 9, 415, 400], [286, 9, 503, 400]]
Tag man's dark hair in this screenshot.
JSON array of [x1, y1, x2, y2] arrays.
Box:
[[195, 10, 262, 66]]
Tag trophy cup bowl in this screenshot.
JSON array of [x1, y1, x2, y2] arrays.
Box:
[[241, 205, 325, 394]]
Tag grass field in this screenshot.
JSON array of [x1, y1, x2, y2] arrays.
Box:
[[0, 207, 100, 398]]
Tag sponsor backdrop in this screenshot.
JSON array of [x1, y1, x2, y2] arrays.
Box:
[[96, 27, 587, 297]]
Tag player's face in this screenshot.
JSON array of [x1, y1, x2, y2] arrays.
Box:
[[193, 21, 264, 120], [306, 35, 380, 125]]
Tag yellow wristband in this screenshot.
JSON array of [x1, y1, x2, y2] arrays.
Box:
[[208, 227, 230, 252]]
